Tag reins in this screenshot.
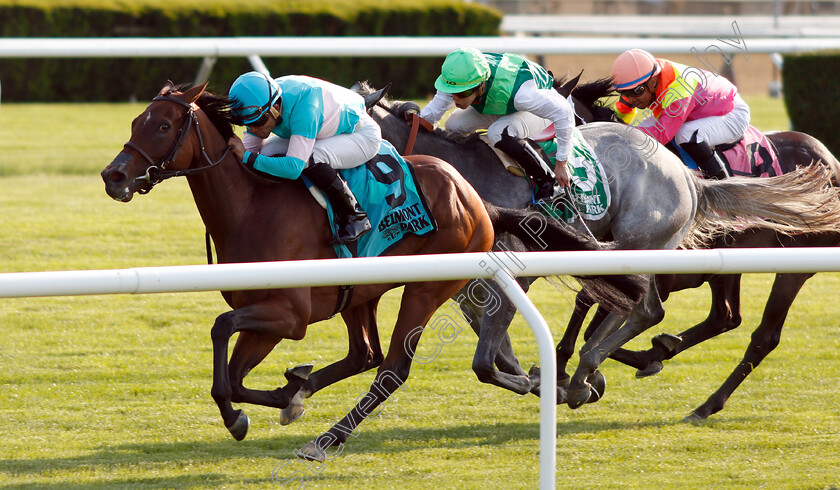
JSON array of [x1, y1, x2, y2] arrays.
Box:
[[125, 95, 233, 194], [403, 112, 434, 156]]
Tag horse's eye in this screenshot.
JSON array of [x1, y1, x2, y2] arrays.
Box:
[[159, 123, 170, 132]]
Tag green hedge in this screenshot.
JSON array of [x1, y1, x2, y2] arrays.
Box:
[[782, 51, 840, 157], [0, 0, 502, 101]]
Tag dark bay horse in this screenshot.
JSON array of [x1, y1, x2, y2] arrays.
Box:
[[562, 77, 840, 420], [356, 81, 840, 411], [100, 81, 644, 462]]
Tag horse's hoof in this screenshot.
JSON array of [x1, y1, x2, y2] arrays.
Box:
[[280, 391, 305, 426], [296, 440, 326, 463], [285, 364, 314, 382], [682, 411, 706, 423], [227, 410, 250, 441], [652, 334, 682, 352], [567, 385, 591, 409], [557, 374, 571, 390], [636, 361, 664, 378], [556, 385, 568, 405], [528, 364, 541, 396], [586, 370, 606, 403]]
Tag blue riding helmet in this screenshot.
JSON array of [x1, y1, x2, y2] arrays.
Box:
[[228, 71, 282, 125]]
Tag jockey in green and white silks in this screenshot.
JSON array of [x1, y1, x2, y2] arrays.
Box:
[[228, 72, 379, 244], [420, 47, 574, 203]]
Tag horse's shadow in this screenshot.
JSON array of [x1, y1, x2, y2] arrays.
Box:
[[0, 416, 741, 487]]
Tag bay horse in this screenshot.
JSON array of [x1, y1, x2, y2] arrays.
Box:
[[100, 81, 644, 462], [356, 81, 840, 411], [558, 76, 840, 420]]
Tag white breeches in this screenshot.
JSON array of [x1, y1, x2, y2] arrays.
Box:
[[675, 94, 751, 147], [258, 112, 382, 170], [444, 107, 552, 145]]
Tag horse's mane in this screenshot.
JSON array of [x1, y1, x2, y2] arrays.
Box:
[[570, 77, 620, 123], [196, 92, 237, 141], [163, 84, 237, 141], [571, 77, 615, 106], [354, 80, 485, 146]]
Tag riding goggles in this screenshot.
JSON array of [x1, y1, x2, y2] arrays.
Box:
[[453, 86, 478, 98], [618, 82, 648, 98], [240, 99, 273, 126]]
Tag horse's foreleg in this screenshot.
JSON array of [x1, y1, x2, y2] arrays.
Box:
[[280, 298, 384, 425], [568, 277, 663, 409], [229, 331, 312, 409], [469, 278, 545, 396], [472, 292, 535, 395], [687, 272, 812, 421], [557, 291, 598, 389], [298, 280, 465, 462], [210, 311, 242, 437], [210, 299, 308, 441], [457, 278, 530, 379]]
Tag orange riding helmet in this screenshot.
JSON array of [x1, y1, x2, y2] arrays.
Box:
[[611, 49, 662, 91]]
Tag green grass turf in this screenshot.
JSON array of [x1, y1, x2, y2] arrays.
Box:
[[0, 97, 838, 488]]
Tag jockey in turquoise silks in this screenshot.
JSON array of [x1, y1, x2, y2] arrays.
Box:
[[227, 71, 378, 244], [611, 49, 751, 180], [419, 47, 574, 203]]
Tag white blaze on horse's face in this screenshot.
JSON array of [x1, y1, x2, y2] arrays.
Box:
[[143, 111, 152, 127]]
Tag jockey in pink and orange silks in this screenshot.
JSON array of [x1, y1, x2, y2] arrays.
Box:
[[611, 49, 751, 179]]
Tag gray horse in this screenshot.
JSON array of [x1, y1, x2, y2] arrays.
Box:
[[356, 81, 840, 408]]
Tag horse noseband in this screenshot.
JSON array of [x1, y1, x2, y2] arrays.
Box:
[[121, 95, 232, 193]]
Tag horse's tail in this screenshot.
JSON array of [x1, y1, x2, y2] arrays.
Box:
[[483, 202, 647, 315], [684, 164, 840, 248]]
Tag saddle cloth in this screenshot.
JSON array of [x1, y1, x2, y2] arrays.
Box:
[[304, 140, 437, 259], [481, 127, 611, 223], [676, 124, 782, 177]]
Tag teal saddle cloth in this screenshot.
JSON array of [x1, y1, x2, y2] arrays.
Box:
[[306, 140, 437, 259]]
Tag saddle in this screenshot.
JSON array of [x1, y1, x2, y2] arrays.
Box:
[[675, 125, 782, 178], [303, 140, 437, 259], [480, 127, 611, 223]]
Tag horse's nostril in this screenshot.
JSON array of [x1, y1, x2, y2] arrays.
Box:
[[108, 170, 125, 183]]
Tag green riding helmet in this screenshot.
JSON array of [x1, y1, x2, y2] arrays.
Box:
[[434, 47, 490, 94], [228, 71, 282, 125]]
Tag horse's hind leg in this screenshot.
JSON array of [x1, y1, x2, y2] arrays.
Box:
[[687, 272, 813, 421], [611, 275, 742, 377], [281, 297, 384, 425], [299, 279, 467, 462]]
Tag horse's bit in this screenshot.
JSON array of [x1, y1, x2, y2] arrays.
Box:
[[123, 95, 233, 194]]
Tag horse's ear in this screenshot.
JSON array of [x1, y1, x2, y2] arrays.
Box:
[[556, 70, 583, 98], [363, 82, 391, 110], [183, 81, 209, 104], [159, 80, 176, 97]]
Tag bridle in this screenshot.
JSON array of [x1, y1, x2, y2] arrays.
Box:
[[123, 94, 233, 194]]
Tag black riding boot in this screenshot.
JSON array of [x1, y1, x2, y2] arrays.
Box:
[[494, 128, 563, 203], [302, 161, 372, 245], [679, 131, 730, 180]]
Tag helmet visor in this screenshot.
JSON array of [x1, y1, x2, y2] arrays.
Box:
[[237, 100, 271, 126], [231, 75, 279, 125]]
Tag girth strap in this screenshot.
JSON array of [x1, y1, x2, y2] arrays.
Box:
[[333, 285, 355, 316]]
